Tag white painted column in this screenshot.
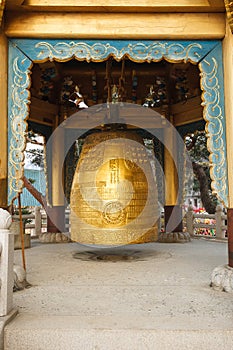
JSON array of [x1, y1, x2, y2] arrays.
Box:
[[0, 209, 14, 316]]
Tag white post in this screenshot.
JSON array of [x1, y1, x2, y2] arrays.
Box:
[[0, 209, 14, 316], [186, 206, 194, 236], [34, 206, 42, 237], [215, 205, 224, 239]]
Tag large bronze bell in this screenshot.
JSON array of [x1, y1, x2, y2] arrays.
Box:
[[70, 130, 158, 245]]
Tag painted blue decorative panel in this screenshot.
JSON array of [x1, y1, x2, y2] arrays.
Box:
[[8, 41, 32, 204], [199, 43, 228, 205], [10, 39, 219, 64], [7, 39, 228, 206]]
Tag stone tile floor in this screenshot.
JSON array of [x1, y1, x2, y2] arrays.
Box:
[[4, 238, 233, 350]]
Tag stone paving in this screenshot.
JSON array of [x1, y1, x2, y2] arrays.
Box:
[[4, 238, 233, 350]]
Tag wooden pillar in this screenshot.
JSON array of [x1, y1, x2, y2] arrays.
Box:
[[47, 206, 65, 233], [164, 119, 183, 232], [49, 125, 65, 232], [223, 21, 233, 267], [0, 30, 8, 209], [227, 209, 233, 267], [164, 205, 183, 232]]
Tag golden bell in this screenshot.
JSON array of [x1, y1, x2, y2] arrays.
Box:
[[70, 130, 158, 245]]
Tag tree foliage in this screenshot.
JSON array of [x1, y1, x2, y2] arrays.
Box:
[[25, 131, 45, 168], [185, 130, 218, 214]]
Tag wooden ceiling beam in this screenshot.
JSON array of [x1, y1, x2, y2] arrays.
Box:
[[207, 0, 224, 7], [172, 96, 203, 126], [0, 0, 6, 25], [6, 0, 23, 5], [4, 12, 225, 39], [225, 0, 233, 33], [5, 0, 23, 10], [6, 0, 226, 12]]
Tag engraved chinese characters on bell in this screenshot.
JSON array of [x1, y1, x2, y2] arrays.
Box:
[[70, 130, 158, 246]]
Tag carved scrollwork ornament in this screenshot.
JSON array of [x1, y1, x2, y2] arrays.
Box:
[[225, 0, 233, 32]]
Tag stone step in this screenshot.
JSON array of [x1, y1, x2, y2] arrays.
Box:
[[4, 314, 233, 350]]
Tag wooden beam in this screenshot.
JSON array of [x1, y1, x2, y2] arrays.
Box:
[[17, 0, 226, 13], [164, 118, 179, 206], [207, 0, 224, 7], [223, 22, 233, 207], [30, 96, 58, 127], [173, 107, 203, 126], [171, 96, 203, 126], [225, 0, 233, 33], [21, 0, 216, 4], [0, 31, 8, 208], [4, 12, 226, 39], [0, 0, 5, 25], [5, 0, 23, 10]]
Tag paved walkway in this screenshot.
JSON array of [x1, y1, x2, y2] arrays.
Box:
[[4, 238, 233, 349]]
